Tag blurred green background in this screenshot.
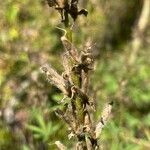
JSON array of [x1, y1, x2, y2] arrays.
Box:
[[0, 0, 150, 150]]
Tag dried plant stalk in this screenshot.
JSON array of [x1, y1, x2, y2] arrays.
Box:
[[41, 1, 113, 149]]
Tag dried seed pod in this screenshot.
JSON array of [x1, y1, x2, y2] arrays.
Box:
[[95, 102, 113, 138], [41, 64, 69, 95], [101, 101, 113, 124], [84, 111, 92, 132], [55, 108, 76, 132], [62, 53, 71, 75], [61, 35, 79, 63], [62, 53, 74, 85]]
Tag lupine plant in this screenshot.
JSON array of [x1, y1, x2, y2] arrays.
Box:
[[41, 0, 113, 149]]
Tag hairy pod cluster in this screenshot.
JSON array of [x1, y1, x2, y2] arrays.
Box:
[[41, 2, 113, 149], [41, 31, 113, 149]]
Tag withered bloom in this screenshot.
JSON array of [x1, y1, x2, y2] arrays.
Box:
[[46, 0, 88, 25], [70, 0, 88, 21]]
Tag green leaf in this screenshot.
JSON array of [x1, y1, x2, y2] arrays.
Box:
[[26, 125, 43, 134], [6, 4, 19, 24], [36, 114, 46, 130]]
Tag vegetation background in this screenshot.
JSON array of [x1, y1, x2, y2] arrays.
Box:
[[0, 0, 150, 149]]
